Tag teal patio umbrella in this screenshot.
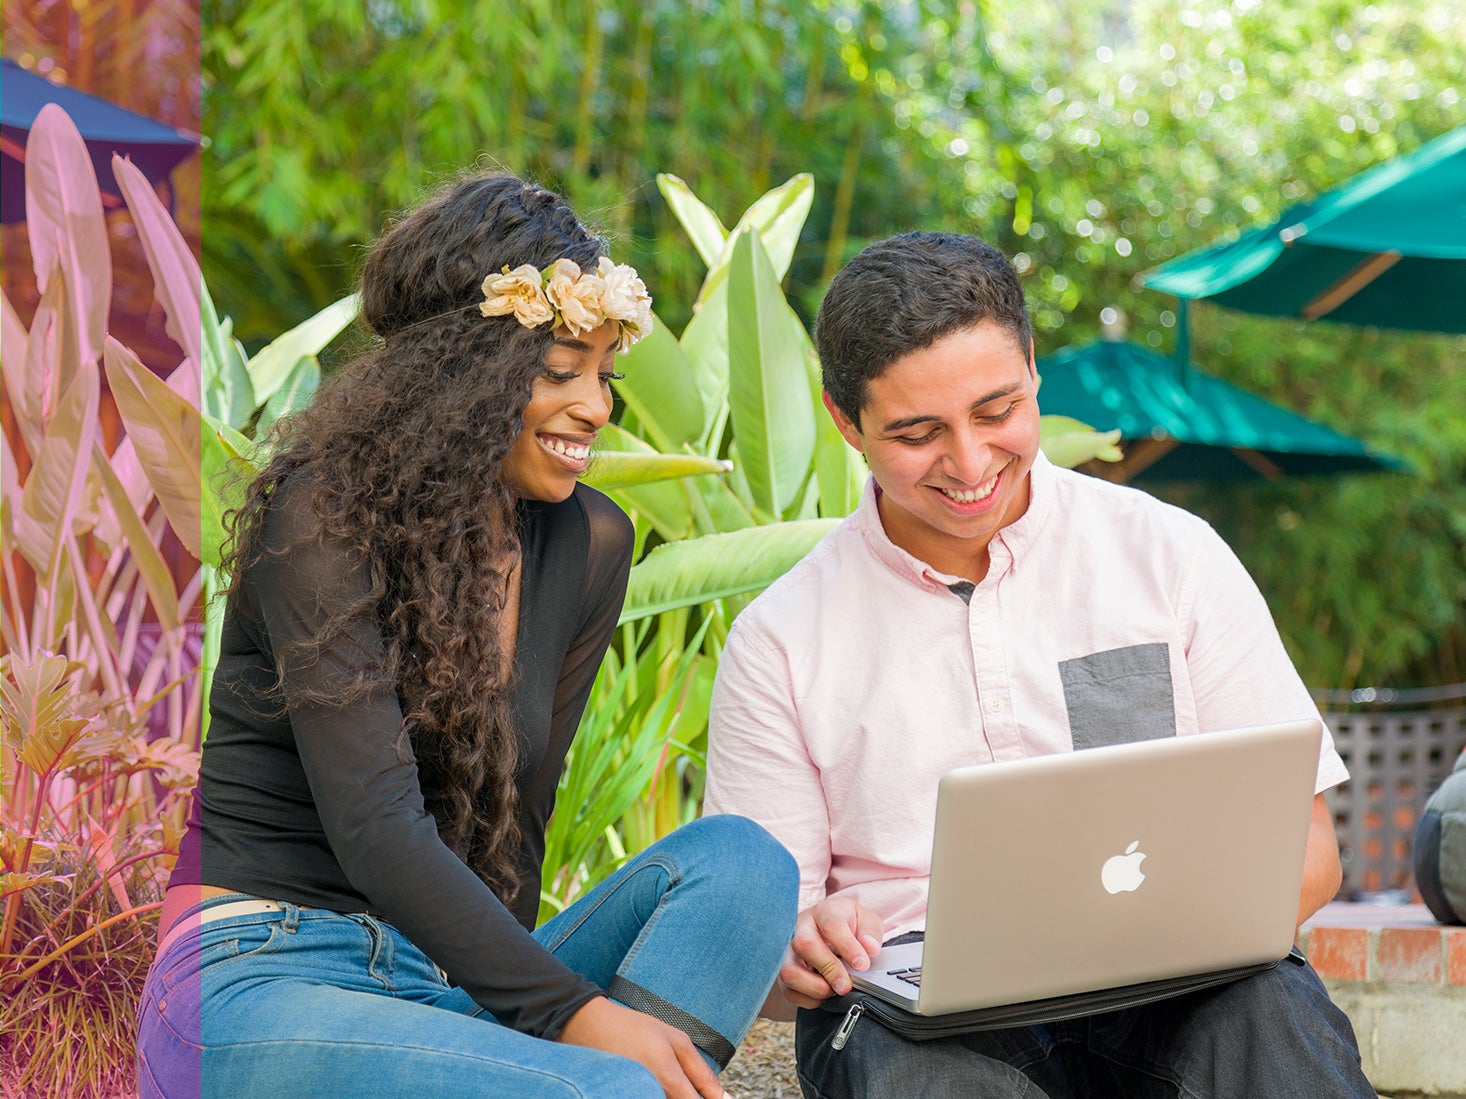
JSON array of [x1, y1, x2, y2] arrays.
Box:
[[1141, 126, 1466, 334], [1037, 337, 1407, 484]]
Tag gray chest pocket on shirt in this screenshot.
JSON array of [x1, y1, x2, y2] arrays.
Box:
[[1059, 642, 1176, 750]]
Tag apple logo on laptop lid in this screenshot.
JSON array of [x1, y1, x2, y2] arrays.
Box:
[[1101, 840, 1147, 894]]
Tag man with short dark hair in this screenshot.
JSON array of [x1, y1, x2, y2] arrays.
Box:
[[705, 232, 1375, 1096]]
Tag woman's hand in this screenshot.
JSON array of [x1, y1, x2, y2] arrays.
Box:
[[557, 996, 730, 1099]]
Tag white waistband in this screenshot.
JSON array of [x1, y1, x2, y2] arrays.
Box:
[[157, 897, 288, 958]]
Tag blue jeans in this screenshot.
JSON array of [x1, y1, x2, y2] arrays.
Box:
[[794, 950, 1377, 1098], [137, 815, 797, 1098]]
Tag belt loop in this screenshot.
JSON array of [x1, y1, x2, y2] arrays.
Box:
[[282, 902, 300, 933]]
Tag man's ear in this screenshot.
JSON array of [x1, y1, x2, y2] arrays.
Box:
[[821, 390, 865, 454]]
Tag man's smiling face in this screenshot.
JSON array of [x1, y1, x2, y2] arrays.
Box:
[[824, 320, 1040, 581]]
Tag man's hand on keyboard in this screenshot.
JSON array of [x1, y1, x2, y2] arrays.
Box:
[[777, 896, 886, 1009]]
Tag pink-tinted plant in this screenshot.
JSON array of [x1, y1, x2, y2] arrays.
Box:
[[2, 102, 355, 1096], [1, 104, 203, 1097]]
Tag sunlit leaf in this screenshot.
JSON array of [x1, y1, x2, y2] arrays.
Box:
[[202, 314, 254, 428], [21, 264, 77, 430], [247, 294, 359, 406], [1, 287, 37, 454], [0, 870, 65, 901], [583, 450, 731, 490], [1039, 416, 1124, 468], [680, 280, 731, 439], [112, 153, 203, 369], [0, 652, 88, 776], [656, 173, 729, 269], [25, 105, 109, 367], [592, 425, 697, 541], [806, 346, 865, 518], [200, 279, 236, 426], [17, 365, 99, 575], [102, 337, 204, 561], [611, 313, 705, 452], [255, 354, 321, 437], [687, 472, 759, 536], [727, 172, 814, 282], [202, 412, 256, 567], [1, 424, 19, 558], [91, 441, 181, 632], [694, 173, 815, 310], [90, 433, 151, 549]]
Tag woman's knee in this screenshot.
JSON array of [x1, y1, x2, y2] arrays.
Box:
[[682, 815, 798, 904]]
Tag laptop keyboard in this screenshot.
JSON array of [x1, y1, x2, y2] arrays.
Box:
[[888, 966, 922, 987]]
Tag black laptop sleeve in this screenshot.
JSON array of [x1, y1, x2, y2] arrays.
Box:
[[817, 952, 1298, 1048]]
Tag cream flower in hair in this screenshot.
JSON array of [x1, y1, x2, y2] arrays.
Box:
[[480, 264, 554, 328], [479, 256, 652, 349], [597, 257, 654, 350], [544, 259, 608, 337]]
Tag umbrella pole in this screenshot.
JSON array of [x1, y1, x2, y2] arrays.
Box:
[[1174, 298, 1191, 392], [1302, 251, 1403, 320]]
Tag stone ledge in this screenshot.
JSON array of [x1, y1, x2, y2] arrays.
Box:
[[1301, 901, 1466, 1097]]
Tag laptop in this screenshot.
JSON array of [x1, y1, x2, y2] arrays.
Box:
[[850, 719, 1323, 1016]]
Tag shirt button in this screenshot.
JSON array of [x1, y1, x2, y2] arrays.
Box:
[[988, 697, 1005, 712]]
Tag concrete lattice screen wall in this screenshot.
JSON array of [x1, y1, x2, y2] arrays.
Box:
[[1323, 705, 1466, 898]]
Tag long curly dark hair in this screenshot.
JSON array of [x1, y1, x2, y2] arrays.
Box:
[[222, 173, 608, 903]]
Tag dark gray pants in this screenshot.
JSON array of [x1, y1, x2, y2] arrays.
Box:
[[795, 952, 1376, 1098]]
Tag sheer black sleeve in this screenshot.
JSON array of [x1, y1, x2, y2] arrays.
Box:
[[554, 487, 634, 741], [247, 482, 604, 1038]]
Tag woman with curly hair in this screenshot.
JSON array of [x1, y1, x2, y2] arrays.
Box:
[[136, 173, 798, 1098]]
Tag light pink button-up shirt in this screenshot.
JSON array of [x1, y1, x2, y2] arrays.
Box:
[[705, 453, 1347, 937]]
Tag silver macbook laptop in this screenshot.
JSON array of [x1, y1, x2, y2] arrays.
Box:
[[851, 719, 1323, 1016]]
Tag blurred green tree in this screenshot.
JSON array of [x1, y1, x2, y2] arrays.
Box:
[[906, 0, 1465, 690], [200, 0, 957, 340]]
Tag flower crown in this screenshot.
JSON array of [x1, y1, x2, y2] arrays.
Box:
[[480, 257, 653, 352]]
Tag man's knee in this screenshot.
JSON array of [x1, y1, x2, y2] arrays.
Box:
[[1128, 956, 1374, 1098], [1205, 952, 1343, 1022]]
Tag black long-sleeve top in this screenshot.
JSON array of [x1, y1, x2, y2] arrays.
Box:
[[169, 478, 634, 1039]]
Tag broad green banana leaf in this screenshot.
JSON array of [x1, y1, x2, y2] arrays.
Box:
[[611, 314, 705, 452], [620, 519, 838, 623], [727, 230, 816, 517]]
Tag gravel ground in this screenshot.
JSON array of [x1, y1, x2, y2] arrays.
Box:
[[722, 1019, 801, 1098]]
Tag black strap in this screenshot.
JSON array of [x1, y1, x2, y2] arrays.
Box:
[[607, 975, 738, 1069]]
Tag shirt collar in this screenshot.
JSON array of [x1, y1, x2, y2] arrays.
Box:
[[854, 450, 1059, 592]]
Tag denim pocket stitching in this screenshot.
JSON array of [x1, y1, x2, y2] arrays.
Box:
[[156, 934, 240, 994], [198, 922, 286, 974]]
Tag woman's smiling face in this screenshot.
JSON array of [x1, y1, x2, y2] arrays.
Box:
[[501, 319, 622, 502]]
